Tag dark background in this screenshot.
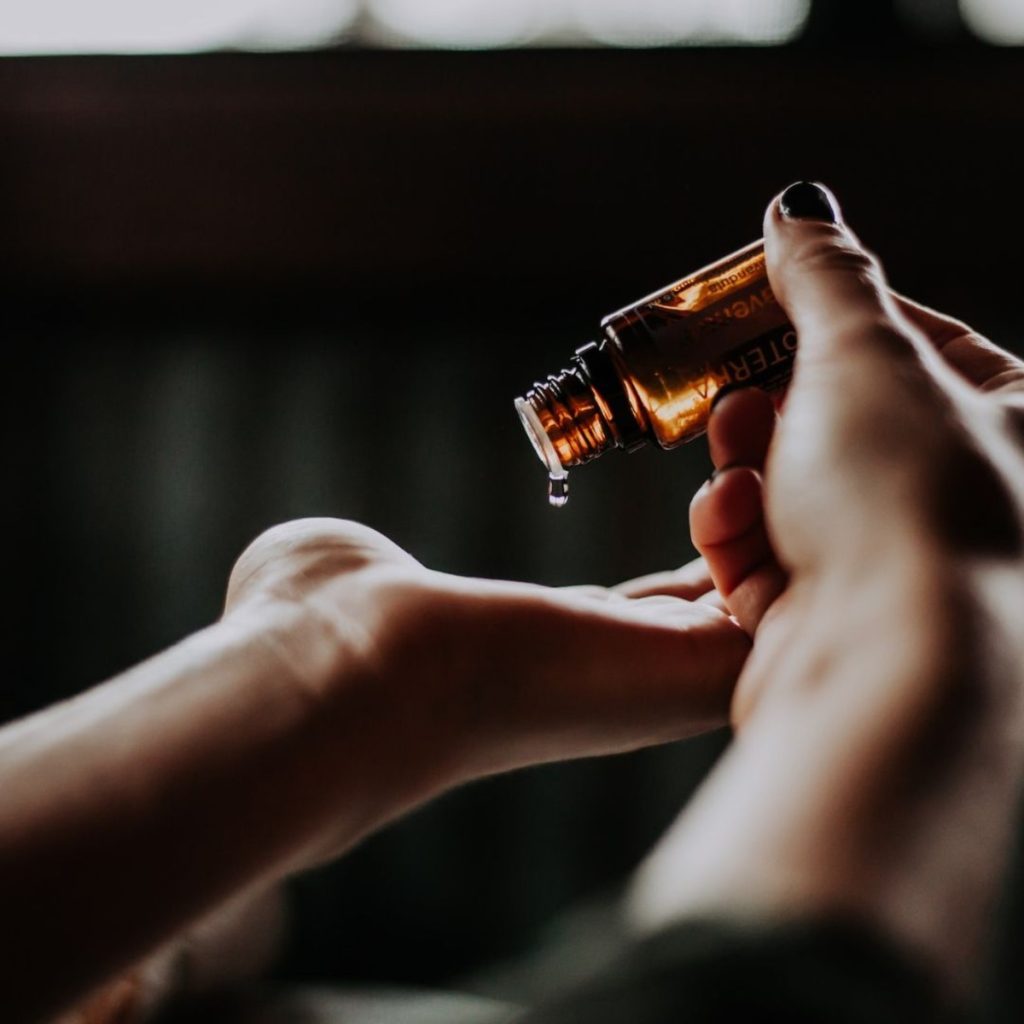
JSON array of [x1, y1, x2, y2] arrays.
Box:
[[2, 1, 1023, 1015]]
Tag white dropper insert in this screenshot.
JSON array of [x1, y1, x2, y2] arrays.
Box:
[[515, 396, 569, 507]]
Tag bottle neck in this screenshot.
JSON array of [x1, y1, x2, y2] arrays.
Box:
[[516, 341, 645, 470]]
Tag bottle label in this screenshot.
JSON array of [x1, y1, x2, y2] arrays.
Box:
[[697, 323, 796, 396], [603, 245, 795, 447]]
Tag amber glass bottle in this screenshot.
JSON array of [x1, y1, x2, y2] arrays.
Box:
[[515, 240, 795, 504]]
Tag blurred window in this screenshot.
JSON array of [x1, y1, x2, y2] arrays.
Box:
[[0, 1, 360, 54], [365, 0, 811, 48], [0, 0, 810, 54], [959, 0, 1024, 43]]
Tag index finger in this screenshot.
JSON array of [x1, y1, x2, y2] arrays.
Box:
[[893, 293, 1024, 396], [614, 556, 715, 600]]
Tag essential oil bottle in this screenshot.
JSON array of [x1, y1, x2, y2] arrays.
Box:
[[515, 240, 795, 506]]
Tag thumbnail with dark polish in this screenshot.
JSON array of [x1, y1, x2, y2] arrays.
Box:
[[780, 181, 838, 223]]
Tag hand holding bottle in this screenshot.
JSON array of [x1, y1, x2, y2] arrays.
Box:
[[633, 184, 1024, 993], [691, 182, 1024, 722]]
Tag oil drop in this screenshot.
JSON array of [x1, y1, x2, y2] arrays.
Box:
[[515, 396, 573, 508], [547, 475, 569, 508]]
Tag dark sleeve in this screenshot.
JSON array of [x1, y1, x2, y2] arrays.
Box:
[[517, 917, 949, 1024]]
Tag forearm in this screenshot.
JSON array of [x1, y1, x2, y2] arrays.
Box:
[[0, 605, 436, 1021]]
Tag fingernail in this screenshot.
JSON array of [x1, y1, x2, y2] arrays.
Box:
[[710, 383, 740, 413], [779, 181, 838, 223]]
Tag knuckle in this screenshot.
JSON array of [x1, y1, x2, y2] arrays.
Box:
[[810, 318, 921, 369], [229, 519, 406, 596], [796, 233, 886, 288], [254, 517, 384, 553]]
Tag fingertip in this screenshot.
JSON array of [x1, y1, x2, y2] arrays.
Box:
[[690, 466, 764, 552], [613, 556, 713, 601], [690, 466, 784, 634], [762, 182, 846, 279], [768, 180, 841, 227], [707, 388, 776, 471]]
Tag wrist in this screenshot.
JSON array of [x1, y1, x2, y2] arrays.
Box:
[[220, 591, 358, 707], [221, 577, 468, 868]]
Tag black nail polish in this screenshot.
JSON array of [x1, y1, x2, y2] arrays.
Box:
[[710, 383, 740, 413], [780, 181, 838, 223]]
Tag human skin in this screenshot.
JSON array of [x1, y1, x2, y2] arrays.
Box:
[[0, 517, 746, 1022], [630, 184, 1024, 998], [12, 182, 1024, 1022]]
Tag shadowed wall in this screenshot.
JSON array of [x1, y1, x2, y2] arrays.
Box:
[[2, 38, 1022, 1014]]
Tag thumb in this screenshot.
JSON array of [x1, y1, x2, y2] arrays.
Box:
[[761, 183, 974, 564], [765, 182, 929, 375]]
